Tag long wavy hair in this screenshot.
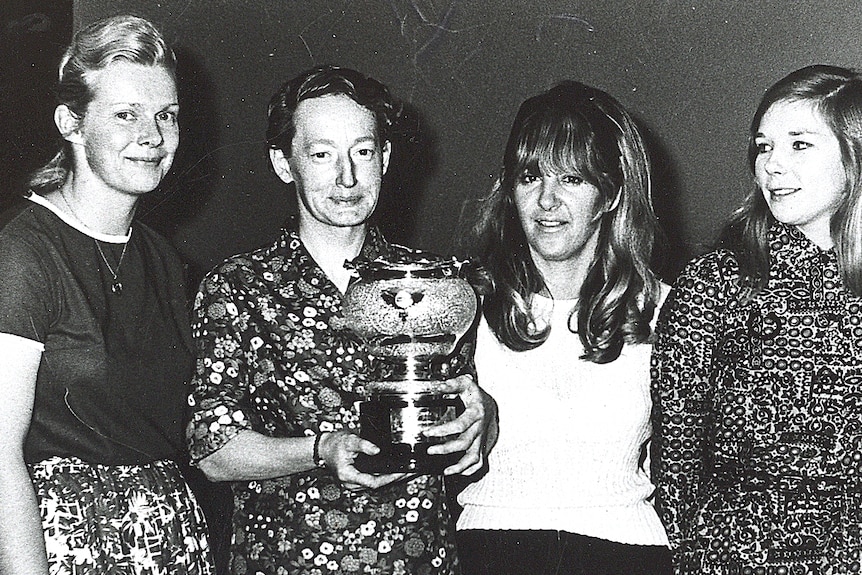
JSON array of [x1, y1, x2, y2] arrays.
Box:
[[465, 81, 660, 363], [719, 64, 862, 297], [27, 15, 176, 194]]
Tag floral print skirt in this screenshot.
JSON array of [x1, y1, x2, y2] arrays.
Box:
[[28, 456, 214, 575]]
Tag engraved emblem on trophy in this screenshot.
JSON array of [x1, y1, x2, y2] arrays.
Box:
[[341, 253, 480, 473]]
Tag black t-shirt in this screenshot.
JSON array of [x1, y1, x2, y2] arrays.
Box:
[[0, 193, 194, 465]]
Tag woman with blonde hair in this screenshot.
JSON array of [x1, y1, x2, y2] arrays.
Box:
[[0, 15, 213, 574], [653, 64, 862, 573], [456, 81, 670, 575]]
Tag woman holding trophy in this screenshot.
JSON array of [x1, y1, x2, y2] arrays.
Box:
[[455, 81, 671, 575]]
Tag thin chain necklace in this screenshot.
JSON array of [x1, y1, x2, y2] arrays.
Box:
[[58, 190, 130, 296], [95, 240, 129, 295]]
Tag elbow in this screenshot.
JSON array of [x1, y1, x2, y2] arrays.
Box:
[[197, 453, 236, 482]]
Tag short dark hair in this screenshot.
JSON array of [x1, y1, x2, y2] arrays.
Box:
[[266, 65, 401, 157]]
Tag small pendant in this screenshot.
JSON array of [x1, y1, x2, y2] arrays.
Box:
[[111, 281, 123, 295]]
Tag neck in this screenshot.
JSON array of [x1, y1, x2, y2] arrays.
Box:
[[51, 177, 137, 236], [299, 219, 367, 293], [537, 259, 589, 300], [533, 234, 599, 300], [796, 223, 834, 250]]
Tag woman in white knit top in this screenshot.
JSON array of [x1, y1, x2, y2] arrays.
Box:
[[456, 81, 670, 574]]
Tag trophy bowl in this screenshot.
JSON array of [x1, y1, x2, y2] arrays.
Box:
[[342, 253, 479, 473]]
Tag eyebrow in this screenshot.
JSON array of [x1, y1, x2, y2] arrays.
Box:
[[108, 101, 179, 109], [304, 136, 378, 147], [755, 128, 827, 138]]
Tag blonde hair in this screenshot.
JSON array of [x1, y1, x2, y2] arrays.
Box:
[[466, 81, 660, 363], [28, 15, 176, 193]]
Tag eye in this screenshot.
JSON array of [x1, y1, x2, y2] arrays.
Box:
[[754, 140, 771, 154], [792, 140, 813, 151], [116, 111, 136, 121], [518, 172, 540, 185], [560, 174, 584, 185], [156, 110, 177, 124], [353, 147, 376, 160], [310, 150, 331, 161]]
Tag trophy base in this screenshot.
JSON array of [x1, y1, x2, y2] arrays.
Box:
[[356, 391, 464, 474], [354, 446, 464, 474]]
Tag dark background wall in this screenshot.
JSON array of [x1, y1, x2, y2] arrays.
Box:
[[4, 3, 862, 571], [7, 1, 862, 284]]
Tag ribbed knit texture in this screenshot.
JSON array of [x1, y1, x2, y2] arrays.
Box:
[[457, 294, 669, 546]]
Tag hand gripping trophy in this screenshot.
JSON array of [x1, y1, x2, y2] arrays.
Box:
[[341, 251, 481, 473]]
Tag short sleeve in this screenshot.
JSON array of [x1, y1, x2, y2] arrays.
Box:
[[185, 264, 255, 464], [0, 234, 53, 344]]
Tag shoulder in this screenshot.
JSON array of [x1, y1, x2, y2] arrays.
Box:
[[196, 234, 291, 298], [673, 248, 741, 293], [134, 221, 176, 251], [0, 197, 50, 241], [659, 249, 744, 327], [0, 201, 55, 270]]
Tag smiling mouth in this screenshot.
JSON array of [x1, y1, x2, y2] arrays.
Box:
[[536, 219, 567, 229], [127, 157, 163, 165], [769, 187, 800, 197], [331, 195, 363, 204]]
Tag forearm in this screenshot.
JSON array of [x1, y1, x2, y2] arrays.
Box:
[[197, 429, 317, 482], [0, 459, 49, 575]]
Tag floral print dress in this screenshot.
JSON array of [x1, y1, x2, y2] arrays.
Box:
[[186, 218, 459, 575], [652, 223, 862, 574]]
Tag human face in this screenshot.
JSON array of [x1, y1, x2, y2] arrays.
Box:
[[754, 99, 847, 247], [514, 168, 604, 270], [275, 94, 390, 233], [67, 61, 179, 196]]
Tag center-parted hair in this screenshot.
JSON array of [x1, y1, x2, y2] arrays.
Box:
[[465, 81, 660, 363]]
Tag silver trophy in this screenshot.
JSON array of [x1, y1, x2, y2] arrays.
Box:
[[342, 254, 479, 473]]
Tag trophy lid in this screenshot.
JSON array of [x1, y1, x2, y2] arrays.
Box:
[[346, 250, 472, 281]]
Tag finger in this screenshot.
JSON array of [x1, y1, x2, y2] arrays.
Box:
[[426, 419, 482, 455], [353, 437, 382, 456], [432, 373, 475, 395], [443, 441, 483, 475], [423, 407, 480, 438], [341, 471, 407, 490]]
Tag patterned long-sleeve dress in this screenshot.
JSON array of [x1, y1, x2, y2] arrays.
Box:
[[186, 217, 459, 575], [652, 222, 862, 574]]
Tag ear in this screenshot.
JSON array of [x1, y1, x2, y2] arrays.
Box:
[[269, 148, 295, 185], [55, 104, 83, 145], [381, 140, 391, 176]]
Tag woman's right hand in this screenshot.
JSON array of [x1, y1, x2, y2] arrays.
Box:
[[316, 431, 408, 490]]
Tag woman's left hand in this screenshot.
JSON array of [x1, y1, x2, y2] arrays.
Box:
[[423, 373, 498, 476]]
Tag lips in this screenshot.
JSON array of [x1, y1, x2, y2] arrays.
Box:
[[126, 156, 163, 165], [535, 218, 567, 229], [768, 187, 800, 197], [331, 195, 363, 204]]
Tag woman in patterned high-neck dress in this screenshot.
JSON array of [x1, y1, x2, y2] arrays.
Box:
[[652, 65, 862, 574]]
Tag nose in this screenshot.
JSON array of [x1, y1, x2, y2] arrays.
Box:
[[137, 117, 164, 148], [537, 177, 560, 210], [336, 155, 357, 188], [763, 146, 786, 175]]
